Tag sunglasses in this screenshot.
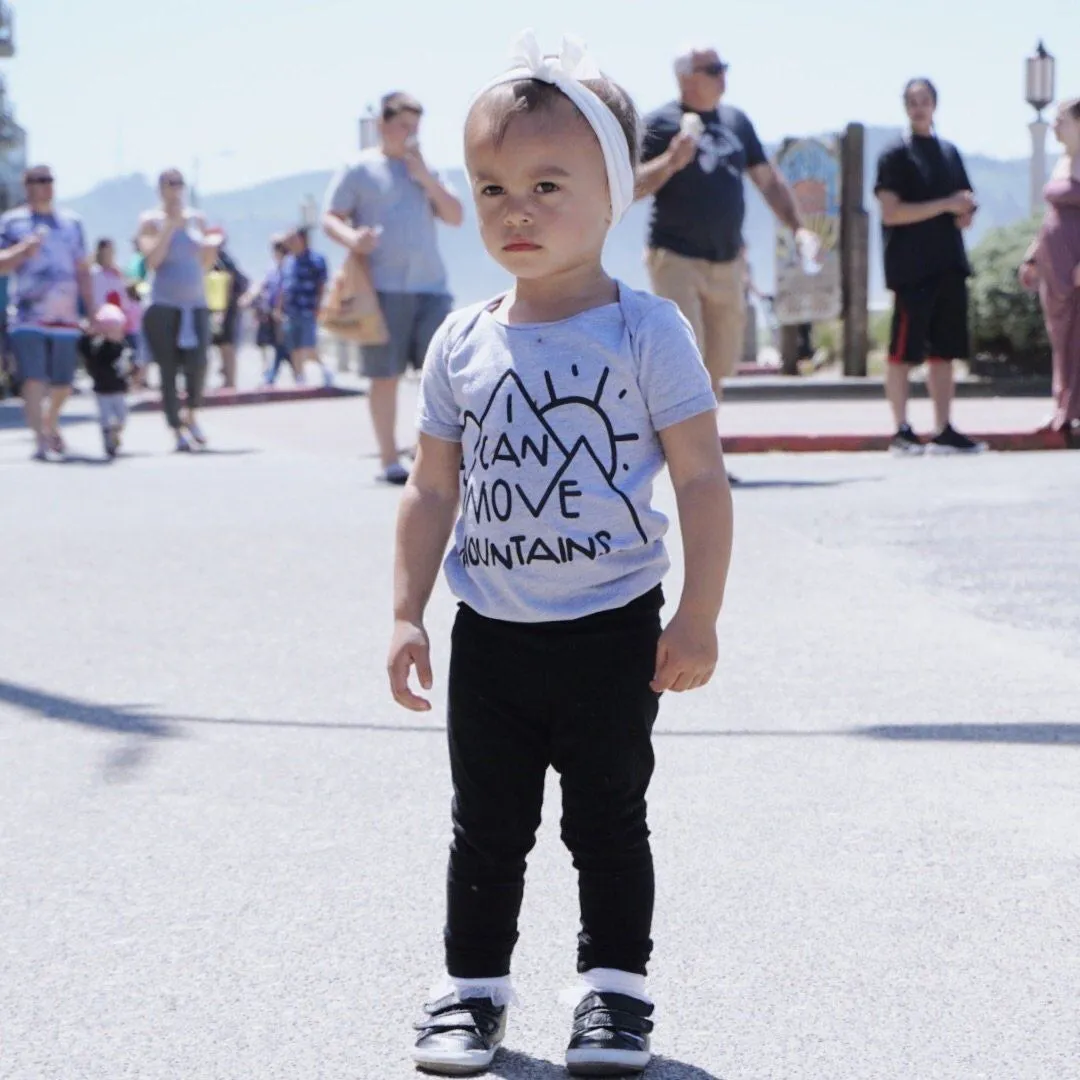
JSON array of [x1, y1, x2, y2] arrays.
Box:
[[164, 179, 186, 188], [26, 176, 54, 185], [694, 62, 727, 77]]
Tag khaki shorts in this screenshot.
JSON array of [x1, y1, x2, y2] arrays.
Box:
[[645, 248, 746, 392]]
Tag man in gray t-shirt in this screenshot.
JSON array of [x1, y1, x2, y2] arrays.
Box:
[[322, 91, 463, 485]]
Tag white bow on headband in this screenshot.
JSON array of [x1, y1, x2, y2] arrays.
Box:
[[474, 29, 635, 224]]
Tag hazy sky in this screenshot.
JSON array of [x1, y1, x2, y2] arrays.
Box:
[[6, 0, 1078, 199]]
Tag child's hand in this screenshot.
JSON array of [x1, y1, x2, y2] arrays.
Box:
[[388, 619, 434, 711], [650, 611, 718, 693]]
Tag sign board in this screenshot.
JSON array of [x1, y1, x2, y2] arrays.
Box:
[[774, 135, 842, 325]]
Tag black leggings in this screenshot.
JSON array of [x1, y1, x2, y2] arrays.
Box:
[[143, 305, 209, 430], [445, 586, 663, 979]]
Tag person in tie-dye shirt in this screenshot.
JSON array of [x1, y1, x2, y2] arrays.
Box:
[[0, 165, 94, 460]]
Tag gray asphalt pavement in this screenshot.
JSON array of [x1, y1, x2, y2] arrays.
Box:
[[2, 390, 1078, 1080]]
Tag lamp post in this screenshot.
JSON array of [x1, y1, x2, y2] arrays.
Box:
[[359, 106, 378, 150], [1025, 41, 1055, 214]]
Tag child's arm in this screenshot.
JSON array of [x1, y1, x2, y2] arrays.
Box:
[[388, 434, 463, 711], [653, 412, 733, 693]]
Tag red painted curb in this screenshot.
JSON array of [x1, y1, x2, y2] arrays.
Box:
[[722, 430, 1070, 454], [129, 385, 364, 413]]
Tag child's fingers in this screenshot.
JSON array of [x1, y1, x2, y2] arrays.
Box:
[[667, 670, 693, 693], [388, 649, 431, 712], [416, 647, 434, 691], [650, 642, 672, 693]]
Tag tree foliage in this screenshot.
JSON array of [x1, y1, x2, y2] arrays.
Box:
[[968, 214, 1050, 373]]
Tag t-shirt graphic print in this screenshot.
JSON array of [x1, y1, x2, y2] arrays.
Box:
[[418, 283, 716, 623]]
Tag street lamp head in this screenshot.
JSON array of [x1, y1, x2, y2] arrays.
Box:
[[1025, 40, 1055, 115]]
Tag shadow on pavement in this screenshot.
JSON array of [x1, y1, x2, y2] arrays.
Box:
[[0, 679, 178, 780], [162, 717, 1080, 746], [858, 723, 1080, 745], [9, 678, 1075, 750], [0, 680, 174, 738], [490, 1050, 724, 1079], [181, 448, 262, 458], [656, 723, 1080, 746], [731, 477, 882, 490]]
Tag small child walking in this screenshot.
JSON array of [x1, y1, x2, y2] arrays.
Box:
[[388, 31, 734, 1077], [79, 303, 131, 458]]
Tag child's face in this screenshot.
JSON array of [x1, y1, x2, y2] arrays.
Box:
[[465, 98, 612, 282], [101, 323, 126, 343]]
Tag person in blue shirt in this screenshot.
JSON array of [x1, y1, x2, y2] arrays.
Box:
[[278, 226, 331, 387], [0, 165, 95, 460]]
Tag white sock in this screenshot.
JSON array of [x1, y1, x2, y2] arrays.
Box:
[[562, 967, 651, 1006], [430, 974, 517, 1009]]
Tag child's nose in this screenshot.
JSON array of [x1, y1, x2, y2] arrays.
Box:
[[502, 197, 534, 226]]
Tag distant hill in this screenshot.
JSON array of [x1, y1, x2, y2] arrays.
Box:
[[62, 127, 1045, 310]]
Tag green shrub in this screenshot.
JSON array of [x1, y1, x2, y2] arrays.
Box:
[[968, 214, 1049, 374]]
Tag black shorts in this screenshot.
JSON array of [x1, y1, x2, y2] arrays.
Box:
[[211, 306, 239, 347], [889, 274, 970, 365]]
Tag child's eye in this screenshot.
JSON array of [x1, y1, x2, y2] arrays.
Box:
[[480, 185, 504, 197], [535, 181, 560, 194]]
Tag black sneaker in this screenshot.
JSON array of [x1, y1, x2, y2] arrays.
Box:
[[565, 991, 654, 1076], [889, 423, 924, 457], [412, 993, 506, 1076], [928, 424, 987, 455]]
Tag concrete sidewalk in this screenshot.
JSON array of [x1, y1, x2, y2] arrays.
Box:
[[718, 396, 1064, 453], [2, 342, 1067, 455]]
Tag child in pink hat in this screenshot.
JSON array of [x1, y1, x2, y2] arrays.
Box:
[[78, 304, 133, 458]]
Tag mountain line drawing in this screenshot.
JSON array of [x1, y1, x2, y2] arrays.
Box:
[[460, 365, 648, 549]]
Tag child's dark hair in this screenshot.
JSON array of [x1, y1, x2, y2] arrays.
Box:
[[903, 77, 938, 106], [1065, 97, 1080, 120], [471, 77, 641, 166]]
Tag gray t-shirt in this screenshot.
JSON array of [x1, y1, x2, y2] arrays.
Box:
[[323, 149, 448, 295], [418, 283, 717, 623]]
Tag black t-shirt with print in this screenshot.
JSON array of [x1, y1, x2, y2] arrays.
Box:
[[642, 100, 768, 264], [874, 135, 973, 290]]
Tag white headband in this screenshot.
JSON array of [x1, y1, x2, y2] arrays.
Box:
[[472, 29, 635, 224]]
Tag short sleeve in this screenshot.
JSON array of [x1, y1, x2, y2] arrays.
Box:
[[737, 113, 767, 169], [952, 146, 973, 193], [0, 213, 17, 249], [634, 301, 717, 430], [416, 316, 462, 443], [874, 146, 906, 196], [641, 113, 676, 164], [323, 164, 361, 221]]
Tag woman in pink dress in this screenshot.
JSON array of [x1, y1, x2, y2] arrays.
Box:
[[1021, 98, 1080, 444]]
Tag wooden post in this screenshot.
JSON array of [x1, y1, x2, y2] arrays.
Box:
[[779, 325, 800, 375], [840, 122, 869, 377]]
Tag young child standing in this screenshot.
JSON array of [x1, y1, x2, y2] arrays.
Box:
[[388, 32, 734, 1077], [79, 303, 131, 458]]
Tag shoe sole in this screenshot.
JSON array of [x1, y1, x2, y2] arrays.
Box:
[[412, 1047, 498, 1076], [889, 444, 924, 457], [566, 1048, 651, 1076], [412, 1011, 506, 1076]]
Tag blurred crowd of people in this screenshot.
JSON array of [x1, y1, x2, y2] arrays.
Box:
[[0, 163, 336, 458], [1, 47, 1078, 467]]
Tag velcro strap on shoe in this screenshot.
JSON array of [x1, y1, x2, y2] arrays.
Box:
[[414, 1006, 499, 1036], [573, 1004, 654, 1038]]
